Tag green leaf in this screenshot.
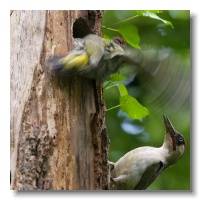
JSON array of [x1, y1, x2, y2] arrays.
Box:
[[120, 95, 149, 121], [139, 11, 174, 28], [137, 10, 162, 15], [117, 84, 128, 97], [118, 23, 141, 50], [103, 34, 111, 40], [109, 74, 126, 82]]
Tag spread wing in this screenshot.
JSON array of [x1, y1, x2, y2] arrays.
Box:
[[134, 161, 165, 190]]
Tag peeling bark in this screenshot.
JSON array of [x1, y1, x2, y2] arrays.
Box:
[[10, 10, 109, 190]]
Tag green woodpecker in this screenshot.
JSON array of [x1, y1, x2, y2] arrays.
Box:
[[48, 34, 139, 81], [109, 115, 186, 190]]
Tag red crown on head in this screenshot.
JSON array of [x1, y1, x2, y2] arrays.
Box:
[[113, 36, 126, 47]]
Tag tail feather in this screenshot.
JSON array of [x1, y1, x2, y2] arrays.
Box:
[[48, 56, 66, 70], [48, 56, 80, 76]]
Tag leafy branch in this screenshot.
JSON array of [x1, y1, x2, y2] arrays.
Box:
[[103, 10, 173, 122], [103, 10, 173, 50], [104, 74, 149, 122]]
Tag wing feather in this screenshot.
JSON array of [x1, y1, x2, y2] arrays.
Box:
[[134, 161, 164, 190]]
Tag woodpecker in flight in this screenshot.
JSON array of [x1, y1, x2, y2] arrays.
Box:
[[109, 115, 186, 190], [48, 34, 140, 81]]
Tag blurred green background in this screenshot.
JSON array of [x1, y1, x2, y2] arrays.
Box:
[[103, 10, 190, 190]]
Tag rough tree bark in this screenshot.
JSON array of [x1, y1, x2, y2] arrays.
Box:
[[10, 10, 109, 190]]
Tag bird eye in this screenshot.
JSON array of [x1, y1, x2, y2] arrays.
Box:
[[179, 137, 183, 142], [176, 135, 185, 146]]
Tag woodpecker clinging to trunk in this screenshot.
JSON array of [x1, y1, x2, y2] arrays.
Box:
[[109, 115, 186, 190]]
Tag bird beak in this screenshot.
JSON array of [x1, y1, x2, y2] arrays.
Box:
[[163, 115, 177, 137], [163, 115, 177, 150]]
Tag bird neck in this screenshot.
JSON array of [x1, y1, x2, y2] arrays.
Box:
[[159, 141, 184, 168]]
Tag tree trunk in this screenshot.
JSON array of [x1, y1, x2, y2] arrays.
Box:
[[10, 10, 109, 190]]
